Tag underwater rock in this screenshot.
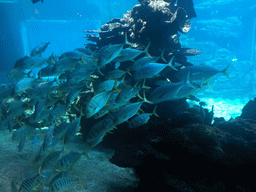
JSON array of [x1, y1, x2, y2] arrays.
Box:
[[108, 112, 256, 191], [84, 0, 198, 61], [240, 98, 256, 120]]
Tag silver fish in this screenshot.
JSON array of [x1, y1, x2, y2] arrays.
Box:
[[64, 116, 81, 145], [176, 62, 231, 82], [112, 43, 151, 63], [85, 91, 111, 118], [14, 77, 42, 95], [133, 57, 177, 80], [31, 42, 50, 56], [128, 106, 158, 128], [14, 56, 48, 70], [59, 51, 83, 60]]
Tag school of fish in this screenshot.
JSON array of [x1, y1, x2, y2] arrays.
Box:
[[1, 35, 231, 191]]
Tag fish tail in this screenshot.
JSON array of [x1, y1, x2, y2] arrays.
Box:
[[205, 80, 213, 91], [127, 66, 132, 76], [159, 49, 167, 62], [124, 32, 134, 47], [153, 105, 159, 117], [142, 90, 152, 104], [222, 62, 231, 79], [144, 42, 151, 57], [167, 56, 178, 71]]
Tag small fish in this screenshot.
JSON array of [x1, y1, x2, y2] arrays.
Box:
[[133, 57, 177, 80], [36, 170, 53, 186], [18, 174, 39, 192], [85, 91, 111, 118], [48, 171, 70, 188], [0, 83, 15, 101], [34, 99, 46, 121], [97, 44, 125, 67], [48, 105, 68, 123], [31, 42, 50, 56], [14, 56, 48, 70], [105, 69, 126, 80], [66, 88, 82, 107], [42, 124, 55, 151], [74, 48, 93, 55], [26, 80, 57, 99], [59, 51, 83, 60], [14, 77, 42, 95], [114, 62, 120, 69], [66, 68, 94, 83], [55, 152, 84, 171], [112, 43, 151, 63], [95, 33, 131, 68], [176, 62, 231, 82], [31, 0, 43, 3], [148, 73, 199, 104], [47, 52, 59, 65], [53, 122, 70, 140], [39, 149, 63, 174], [115, 81, 142, 104], [64, 116, 81, 145], [7, 69, 31, 80], [18, 134, 26, 152], [93, 80, 118, 95], [130, 49, 166, 71], [12, 126, 26, 142], [128, 106, 158, 128], [86, 113, 115, 145], [113, 93, 151, 125], [38, 65, 55, 77], [52, 58, 79, 76], [49, 177, 79, 192]]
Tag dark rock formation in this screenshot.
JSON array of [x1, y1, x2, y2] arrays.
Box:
[[84, 0, 198, 66], [105, 113, 256, 191], [240, 98, 256, 120]]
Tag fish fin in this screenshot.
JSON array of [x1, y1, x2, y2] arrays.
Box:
[[97, 68, 104, 76], [222, 62, 231, 79], [153, 105, 159, 117], [167, 56, 178, 71], [205, 80, 213, 91], [127, 66, 132, 76], [27, 70, 32, 78], [142, 90, 153, 104], [81, 54, 87, 64], [159, 49, 167, 62], [137, 92, 143, 100], [124, 32, 134, 47], [141, 78, 151, 89], [144, 42, 151, 57], [121, 73, 128, 87]]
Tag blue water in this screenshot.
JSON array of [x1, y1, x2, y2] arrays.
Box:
[[0, 1, 256, 191]]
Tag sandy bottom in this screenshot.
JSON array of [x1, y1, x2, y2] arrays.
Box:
[[0, 128, 137, 192]]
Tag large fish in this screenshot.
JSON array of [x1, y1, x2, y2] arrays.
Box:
[[133, 57, 177, 80], [31, 42, 50, 56], [176, 62, 231, 82], [85, 91, 112, 118], [148, 73, 199, 104], [14, 56, 48, 70], [112, 43, 151, 63], [130, 50, 165, 71]]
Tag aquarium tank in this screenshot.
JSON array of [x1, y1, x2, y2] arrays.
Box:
[[0, 0, 256, 191]]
